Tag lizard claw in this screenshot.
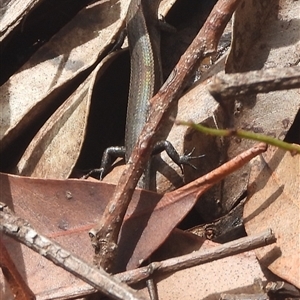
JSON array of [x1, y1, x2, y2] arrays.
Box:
[[178, 148, 205, 171], [81, 168, 105, 180]]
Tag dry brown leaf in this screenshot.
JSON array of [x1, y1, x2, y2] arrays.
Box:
[[0, 0, 130, 153], [222, 0, 300, 211], [13, 69, 92, 178], [0, 0, 42, 42], [0, 172, 162, 298], [1, 234, 95, 300], [244, 147, 300, 288], [0, 238, 35, 300], [0, 144, 264, 294], [225, 0, 274, 73], [14, 51, 124, 179], [119, 143, 267, 270], [138, 229, 273, 300]]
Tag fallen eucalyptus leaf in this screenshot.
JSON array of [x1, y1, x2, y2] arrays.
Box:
[[225, 0, 274, 73], [0, 237, 35, 300], [13, 67, 92, 178], [0, 0, 41, 42], [14, 50, 125, 179], [140, 229, 274, 300], [0, 172, 161, 298], [119, 143, 267, 270], [222, 0, 300, 211], [0, 143, 265, 295], [0, 0, 130, 154], [244, 147, 300, 288]]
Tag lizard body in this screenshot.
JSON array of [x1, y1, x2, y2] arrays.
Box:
[[87, 0, 201, 189]]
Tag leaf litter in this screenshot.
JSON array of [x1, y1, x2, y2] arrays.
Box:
[[0, 0, 300, 298]]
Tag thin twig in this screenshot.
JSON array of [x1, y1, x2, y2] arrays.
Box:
[[208, 66, 300, 100], [220, 293, 269, 300], [115, 229, 276, 284], [177, 121, 300, 154], [90, 0, 242, 272], [0, 203, 147, 300]]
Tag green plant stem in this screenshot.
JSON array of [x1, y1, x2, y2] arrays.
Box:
[[177, 120, 300, 154]]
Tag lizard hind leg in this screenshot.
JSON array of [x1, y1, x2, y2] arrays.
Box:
[[152, 140, 205, 173]]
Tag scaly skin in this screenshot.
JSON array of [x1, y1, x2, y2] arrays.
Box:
[[125, 0, 162, 163]]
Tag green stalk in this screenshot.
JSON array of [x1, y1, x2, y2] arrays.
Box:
[[177, 120, 300, 154]]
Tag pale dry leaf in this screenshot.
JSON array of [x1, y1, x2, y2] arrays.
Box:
[[14, 70, 92, 179], [244, 147, 300, 288], [0, 0, 130, 153], [159, 0, 176, 16], [222, 0, 300, 211], [225, 0, 275, 73], [14, 51, 124, 179], [0, 0, 41, 42]]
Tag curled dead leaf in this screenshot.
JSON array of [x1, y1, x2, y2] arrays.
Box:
[[244, 147, 300, 288], [0, 0, 130, 154], [222, 0, 300, 212], [14, 50, 126, 179]]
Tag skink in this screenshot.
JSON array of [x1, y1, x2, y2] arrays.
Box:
[[91, 0, 201, 189]]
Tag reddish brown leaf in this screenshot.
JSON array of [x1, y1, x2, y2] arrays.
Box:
[[0, 144, 265, 294], [0, 172, 162, 297], [0, 238, 35, 300], [117, 143, 267, 270], [5, 144, 265, 263]]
